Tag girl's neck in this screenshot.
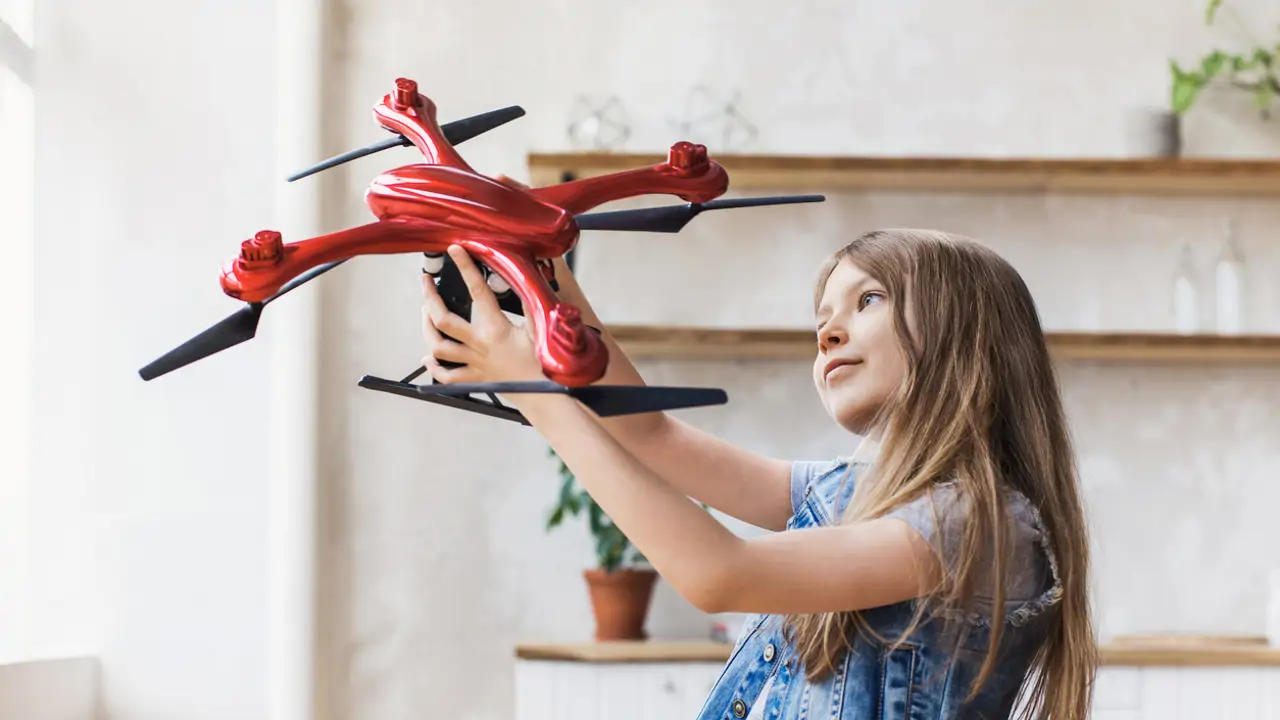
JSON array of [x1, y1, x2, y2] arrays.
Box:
[[852, 435, 881, 463]]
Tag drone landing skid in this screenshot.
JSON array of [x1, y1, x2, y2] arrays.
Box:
[[359, 373, 530, 425], [358, 369, 728, 425]]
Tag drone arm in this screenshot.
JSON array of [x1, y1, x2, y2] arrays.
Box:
[[457, 242, 608, 387], [530, 142, 729, 215], [221, 219, 463, 303], [370, 78, 475, 173]]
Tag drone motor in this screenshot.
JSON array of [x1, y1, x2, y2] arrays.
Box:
[[422, 251, 446, 276], [486, 271, 512, 295]]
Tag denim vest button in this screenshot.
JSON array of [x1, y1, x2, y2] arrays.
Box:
[[763, 643, 775, 662], [732, 699, 747, 717]]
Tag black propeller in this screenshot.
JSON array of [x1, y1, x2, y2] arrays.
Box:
[[286, 104, 526, 182], [357, 376, 728, 425], [574, 194, 826, 233], [138, 260, 346, 381], [140, 104, 526, 381]]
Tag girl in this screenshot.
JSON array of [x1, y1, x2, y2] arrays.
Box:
[[420, 228, 1098, 719]]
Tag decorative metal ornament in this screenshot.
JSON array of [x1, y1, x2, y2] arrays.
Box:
[[669, 85, 758, 152], [566, 94, 632, 150]]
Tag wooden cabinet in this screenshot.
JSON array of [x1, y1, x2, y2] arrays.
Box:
[[513, 642, 1280, 720]]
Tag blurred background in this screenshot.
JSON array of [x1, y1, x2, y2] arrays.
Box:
[[1, 0, 1278, 718]]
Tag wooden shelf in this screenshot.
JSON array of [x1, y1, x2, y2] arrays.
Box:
[[527, 152, 1280, 197], [516, 641, 732, 663], [514, 640, 1280, 667], [606, 325, 1280, 364]]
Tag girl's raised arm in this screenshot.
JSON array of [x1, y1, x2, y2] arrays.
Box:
[[513, 377, 940, 615], [425, 246, 938, 615]]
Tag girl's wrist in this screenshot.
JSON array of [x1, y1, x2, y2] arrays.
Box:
[[551, 258, 604, 326]]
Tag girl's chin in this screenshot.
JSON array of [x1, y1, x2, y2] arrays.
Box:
[[826, 400, 877, 436]]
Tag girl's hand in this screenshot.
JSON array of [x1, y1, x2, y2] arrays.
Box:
[[420, 245, 544, 385]]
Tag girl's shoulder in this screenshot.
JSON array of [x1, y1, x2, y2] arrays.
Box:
[[787, 458, 1062, 625], [788, 440, 882, 508], [883, 479, 1044, 550], [788, 456, 864, 519], [885, 480, 1063, 623]]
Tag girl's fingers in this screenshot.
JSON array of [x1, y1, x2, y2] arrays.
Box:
[[432, 311, 475, 345], [431, 337, 478, 366], [446, 245, 504, 321], [420, 272, 485, 385], [421, 275, 476, 345], [421, 297, 477, 355], [421, 269, 445, 307], [421, 290, 445, 344], [428, 360, 479, 385]]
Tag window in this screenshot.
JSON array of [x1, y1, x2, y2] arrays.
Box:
[[0, 0, 32, 49], [0, 1, 33, 663]]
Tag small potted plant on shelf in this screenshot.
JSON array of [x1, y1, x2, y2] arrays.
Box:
[[1169, 0, 1279, 120], [545, 446, 657, 640]]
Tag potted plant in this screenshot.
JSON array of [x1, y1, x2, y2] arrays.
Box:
[[1169, 0, 1279, 120], [545, 446, 657, 640]]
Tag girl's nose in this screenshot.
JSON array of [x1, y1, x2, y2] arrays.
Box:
[[819, 325, 847, 353]]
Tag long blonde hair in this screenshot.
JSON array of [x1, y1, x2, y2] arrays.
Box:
[[789, 229, 1097, 719]]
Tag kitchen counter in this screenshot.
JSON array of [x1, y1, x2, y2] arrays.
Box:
[[515, 638, 1280, 667], [513, 638, 1280, 719]]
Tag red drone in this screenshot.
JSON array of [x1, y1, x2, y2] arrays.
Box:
[[140, 77, 824, 423]]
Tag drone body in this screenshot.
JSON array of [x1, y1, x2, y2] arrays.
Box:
[[141, 77, 824, 422]]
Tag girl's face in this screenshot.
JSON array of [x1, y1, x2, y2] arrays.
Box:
[[812, 258, 910, 437]]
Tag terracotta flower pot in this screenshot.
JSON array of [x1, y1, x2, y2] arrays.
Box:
[[583, 567, 657, 641]]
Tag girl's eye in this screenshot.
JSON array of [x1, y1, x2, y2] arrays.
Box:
[[859, 292, 885, 309]]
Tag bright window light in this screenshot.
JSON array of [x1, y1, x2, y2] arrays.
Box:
[[0, 37, 34, 663], [0, 0, 33, 48]]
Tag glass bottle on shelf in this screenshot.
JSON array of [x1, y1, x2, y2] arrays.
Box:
[[1268, 568, 1280, 648], [1172, 244, 1199, 335], [1214, 219, 1245, 335]]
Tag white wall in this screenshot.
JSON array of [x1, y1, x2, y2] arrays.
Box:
[[31, 0, 279, 717], [319, 1, 1280, 720], [22, 1, 1280, 719]]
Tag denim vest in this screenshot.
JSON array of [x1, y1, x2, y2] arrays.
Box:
[[695, 458, 1061, 720]]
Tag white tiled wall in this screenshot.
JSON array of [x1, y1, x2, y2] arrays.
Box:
[[513, 661, 1280, 720]]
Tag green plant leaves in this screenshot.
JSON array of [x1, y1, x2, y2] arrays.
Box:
[[1170, 60, 1204, 115], [542, 445, 713, 572], [1168, 1, 1278, 118], [1202, 50, 1229, 78], [1257, 83, 1275, 118], [546, 447, 584, 530], [595, 522, 628, 572], [1206, 0, 1223, 24], [545, 445, 644, 570]]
